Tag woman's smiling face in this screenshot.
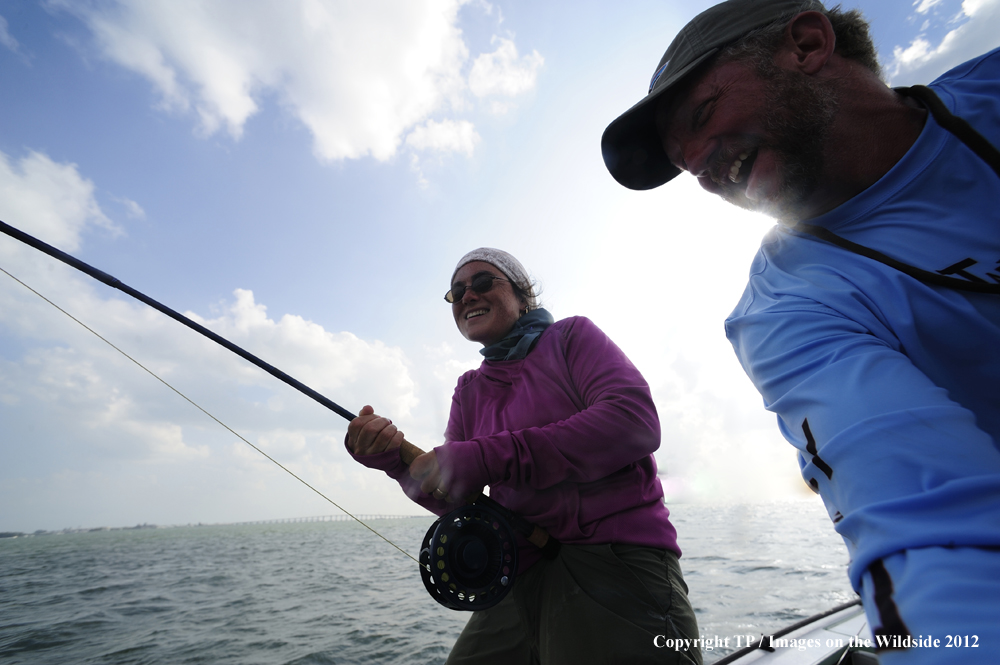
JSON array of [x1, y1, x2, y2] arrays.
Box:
[[451, 261, 526, 347]]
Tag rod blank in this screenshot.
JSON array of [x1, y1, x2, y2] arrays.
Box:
[[0, 218, 356, 421]]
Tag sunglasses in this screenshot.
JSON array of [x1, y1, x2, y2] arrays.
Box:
[[445, 272, 509, 303]]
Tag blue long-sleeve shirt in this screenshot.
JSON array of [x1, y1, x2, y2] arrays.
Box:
[[725, 48, 1000, 591]]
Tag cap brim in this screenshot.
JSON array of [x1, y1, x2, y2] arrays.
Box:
[[601, 48, 718, 191], [601, 95, 678, 191]]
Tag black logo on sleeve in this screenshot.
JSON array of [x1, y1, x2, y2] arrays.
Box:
[[802, 418, 833, 493], [937, 257, 1000, 284]]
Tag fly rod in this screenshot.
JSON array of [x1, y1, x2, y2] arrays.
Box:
[[0, 219, 554, 559]]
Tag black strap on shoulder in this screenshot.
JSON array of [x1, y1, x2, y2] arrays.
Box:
[[895, 84, 1000, 178], [795, 223, 1000, 294], [794, 84, 1000, 295]]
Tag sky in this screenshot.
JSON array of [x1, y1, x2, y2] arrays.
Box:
[[2, 0, 998, 533]]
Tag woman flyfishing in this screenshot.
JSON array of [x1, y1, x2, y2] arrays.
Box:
[[346, 248, 701, 664]]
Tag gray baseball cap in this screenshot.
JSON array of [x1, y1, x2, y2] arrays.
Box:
[[601, 0, 825, 190]]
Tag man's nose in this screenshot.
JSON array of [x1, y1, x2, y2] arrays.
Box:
[[680, 138, 715, 179]]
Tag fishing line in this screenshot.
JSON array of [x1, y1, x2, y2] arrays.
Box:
[[833, 604, 868, 665], [1, 219, 554, 611], [0, 262, 424, 569]]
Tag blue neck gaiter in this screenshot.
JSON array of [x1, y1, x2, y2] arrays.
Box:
[[480, 308, 555, 362]]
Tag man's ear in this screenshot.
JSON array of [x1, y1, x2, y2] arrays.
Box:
[[775, 11, 836, 75]]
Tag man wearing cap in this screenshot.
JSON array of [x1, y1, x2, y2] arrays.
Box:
[[603, 0, 1000, 662]]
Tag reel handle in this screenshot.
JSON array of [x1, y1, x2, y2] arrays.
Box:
[[398, 438, 553, 551]]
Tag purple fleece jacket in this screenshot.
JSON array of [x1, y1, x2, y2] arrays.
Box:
[[349, 316, 679, 572]]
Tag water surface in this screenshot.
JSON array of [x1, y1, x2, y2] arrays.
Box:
[[0, 500, 855, 664]]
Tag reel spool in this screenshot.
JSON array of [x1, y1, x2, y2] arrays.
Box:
[[419, 499, 519, 611]]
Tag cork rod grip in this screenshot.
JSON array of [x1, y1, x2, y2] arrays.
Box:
[[399, 438, 424, 466]]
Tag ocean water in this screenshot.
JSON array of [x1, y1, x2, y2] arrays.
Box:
[[0, 500, 856, 664]]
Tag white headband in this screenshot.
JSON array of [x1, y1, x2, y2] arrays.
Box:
[[452, 247, 537, 310]]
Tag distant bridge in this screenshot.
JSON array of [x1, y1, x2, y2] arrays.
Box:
[[225, 514, 427, 526]]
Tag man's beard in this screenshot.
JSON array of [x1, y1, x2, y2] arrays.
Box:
[[723, 63, 838, 222]]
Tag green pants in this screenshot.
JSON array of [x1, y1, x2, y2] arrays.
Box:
[[445, 544, 702, 665]]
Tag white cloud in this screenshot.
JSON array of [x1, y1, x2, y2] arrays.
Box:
[[0, 150, 117, 251], [117, 197, 146, 219], [888, 0, 1000, 85], [963, 0, 992, 14], [186, 288, 419, 419], [470, 0, 496, 19], [913, 0, 944, 13], [48, 0, 543, 163], [405, 119, 480, 156], [891, 36, 934, 72], [0, 14, 23, 55], [468, 36, 544, 103], [0, 282, 420, 453]]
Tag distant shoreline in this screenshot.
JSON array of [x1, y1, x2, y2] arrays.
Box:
[[0, 513, 430, 539]]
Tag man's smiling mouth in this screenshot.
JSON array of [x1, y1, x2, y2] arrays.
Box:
[[727, 149, 758, 184]]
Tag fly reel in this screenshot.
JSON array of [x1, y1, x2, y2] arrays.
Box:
[[419, 499, 518, 611]]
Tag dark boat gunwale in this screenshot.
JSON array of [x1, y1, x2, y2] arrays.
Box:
[[713, 598, 863, 665]]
